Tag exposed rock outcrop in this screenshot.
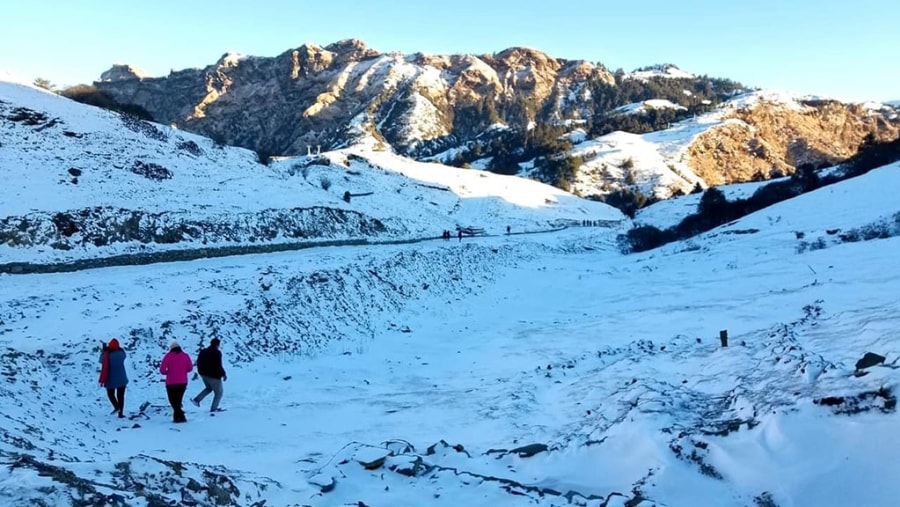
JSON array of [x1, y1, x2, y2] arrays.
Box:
[[95, 40, 615, 157], [567, 93, 899, 200], [98, 64, 148, 82], [688, 99, 899, 185]]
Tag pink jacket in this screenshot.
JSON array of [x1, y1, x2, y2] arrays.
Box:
[[159, 350, 193, 385]]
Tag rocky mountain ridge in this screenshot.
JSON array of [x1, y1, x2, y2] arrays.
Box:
[[95, 40, 614, 155], [91, 40, 899, 201]]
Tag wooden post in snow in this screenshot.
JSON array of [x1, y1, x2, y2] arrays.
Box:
[[720, 329, 728, 347]]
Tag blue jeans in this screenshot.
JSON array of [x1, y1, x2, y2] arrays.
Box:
[[193, 376, 223, 411]]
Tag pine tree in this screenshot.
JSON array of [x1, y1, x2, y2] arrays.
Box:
[[33, 78, 55, 91]]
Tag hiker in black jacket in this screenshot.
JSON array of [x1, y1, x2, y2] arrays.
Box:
[[190, 338, 227, 412]]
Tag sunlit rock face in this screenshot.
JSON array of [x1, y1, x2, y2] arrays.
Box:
[[94, 39, 615, 157]]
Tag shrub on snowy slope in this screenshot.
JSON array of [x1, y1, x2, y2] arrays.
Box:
[[61, 84, 155, 121], [595, 187, 654, 218], [834, 134, 900, 180], [622, 135, 900, 252]]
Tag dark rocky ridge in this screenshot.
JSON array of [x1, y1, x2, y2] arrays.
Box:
[[93, 40, 623, 157]]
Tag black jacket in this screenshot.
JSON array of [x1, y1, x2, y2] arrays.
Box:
[[196, 346, 226, 379]]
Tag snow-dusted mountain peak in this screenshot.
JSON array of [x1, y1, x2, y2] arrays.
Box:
[[98, 63, 149, 81]]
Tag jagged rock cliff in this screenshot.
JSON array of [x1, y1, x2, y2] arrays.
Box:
[[689, 98, 899, 185], [95, 39, 615, 157]]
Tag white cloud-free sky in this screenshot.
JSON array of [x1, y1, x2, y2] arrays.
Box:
[[2, 1, 898, 100]]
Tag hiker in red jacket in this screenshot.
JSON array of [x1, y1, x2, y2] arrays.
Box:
[[98, 338, 128, 418], [159, 341, 193, 423]]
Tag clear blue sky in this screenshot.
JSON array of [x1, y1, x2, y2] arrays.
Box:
[[3, 0, 897, 101]]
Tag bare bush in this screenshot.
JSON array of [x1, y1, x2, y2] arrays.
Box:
[[130, 161, 172, 181]]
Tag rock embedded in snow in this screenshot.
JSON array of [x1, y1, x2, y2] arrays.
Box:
[[354, 447, 391, 470], [509, 443, 548, 458], [308, 473, 336, 493], [855, 352, 886, 370], [389, 455, 426, 477]]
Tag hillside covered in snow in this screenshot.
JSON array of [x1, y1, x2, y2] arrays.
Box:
[[0, 79, 623, 266], [550, 91, 899, 201]]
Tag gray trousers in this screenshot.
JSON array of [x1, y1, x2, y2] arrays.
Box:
[[193, 375, 223, 411]]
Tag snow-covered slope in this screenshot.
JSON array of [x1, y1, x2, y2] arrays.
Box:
[[0, 79, 624, 264], [1, 139, 899, 507], [610, 99, 687, 116], [0, 80, 261, 218], [567, 128, 707, 199], [634, 178, 779, 230], [707, 162, 900, 250], [625, 64, 696, 81], [565, 89, 898, 200], [566, 91, 808, 199]]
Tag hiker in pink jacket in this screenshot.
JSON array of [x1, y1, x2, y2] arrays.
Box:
[[159, 341, 193, 423]]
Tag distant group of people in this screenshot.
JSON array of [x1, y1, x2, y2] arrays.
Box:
[[441, 226, 511, 240], [98, 337, 228, 423], [441, 230, 462, 241]]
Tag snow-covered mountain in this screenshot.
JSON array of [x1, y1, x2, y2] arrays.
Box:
[[88, 42, 898, 205], [93, 41, 620, 157], [558, 90, 899, 199], [2, 76, 900, 507]]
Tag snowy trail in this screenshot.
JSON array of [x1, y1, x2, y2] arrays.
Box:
[[0, 223, 591, 275]]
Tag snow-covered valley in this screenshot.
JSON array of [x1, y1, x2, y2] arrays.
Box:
[[1, 78, 899, 507]]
